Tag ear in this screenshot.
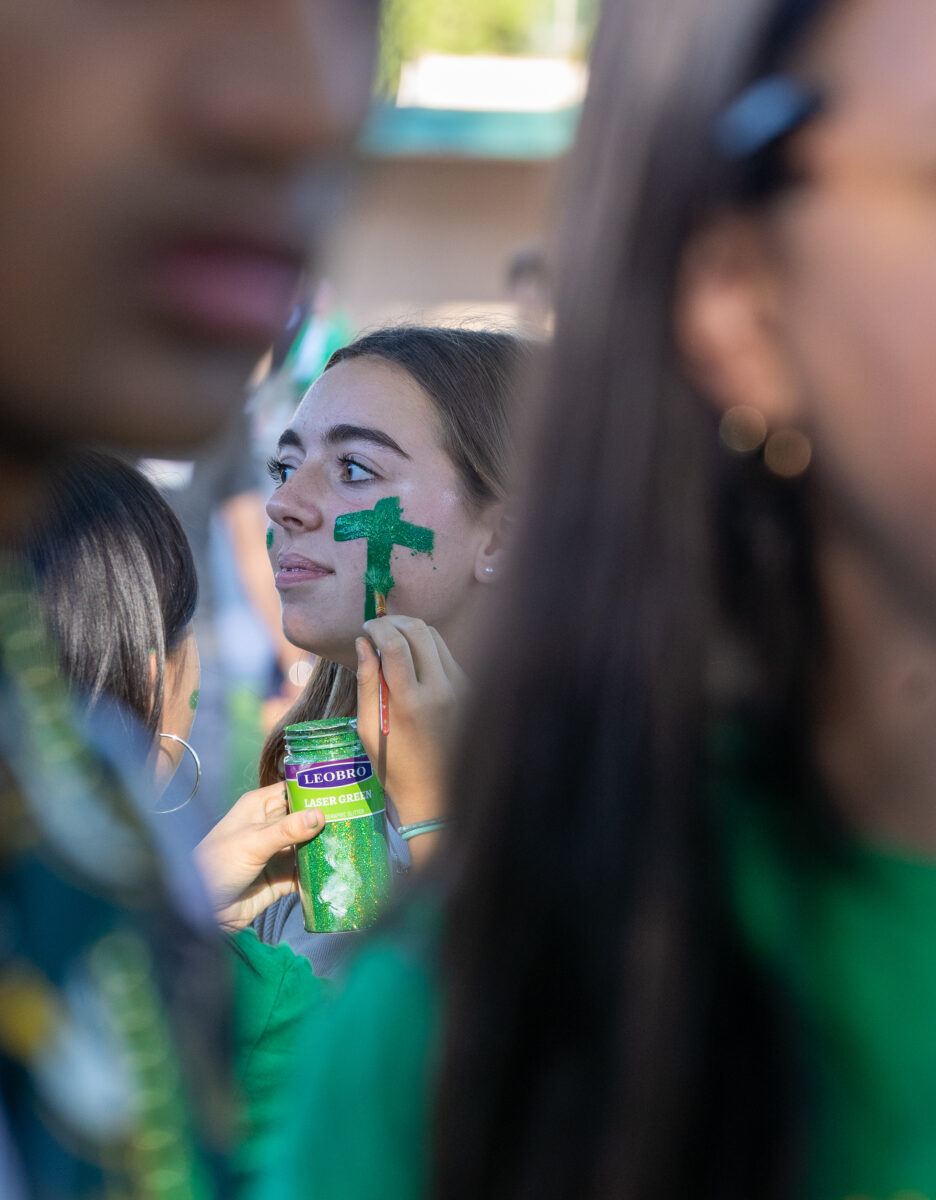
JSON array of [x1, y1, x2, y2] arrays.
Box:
[[675, 213, 802, 428], [472, 501, 511, 584]]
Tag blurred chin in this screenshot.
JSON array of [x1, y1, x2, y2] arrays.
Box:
[[281, 606, 357, 668], [2, 336, 259, 452], [98, 342, 260, 452]]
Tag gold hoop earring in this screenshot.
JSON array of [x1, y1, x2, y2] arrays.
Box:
[[719, 405, 767, 454], [764, 427, 812, 479], [155, 733, 202, 813]]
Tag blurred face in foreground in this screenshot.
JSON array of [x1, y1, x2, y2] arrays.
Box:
[[681, 0, 936, 614], [0, 0, 378, 452]]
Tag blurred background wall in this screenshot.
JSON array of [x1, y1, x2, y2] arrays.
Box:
[[326, 154, 560, 330], [320, 0, 597, 330]]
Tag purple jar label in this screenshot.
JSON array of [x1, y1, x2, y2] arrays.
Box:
[[287, 756, 373, 790], [285, 754, 384, 822]]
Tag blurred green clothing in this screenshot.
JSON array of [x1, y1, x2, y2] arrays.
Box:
[[0, 567, 231, 1199], [230, 928, 326, 1187], [248, 909, 439, 1200], [284, 309, 353, 392], [723, 778, 936, 1200], [247, 790, 936, 1200]]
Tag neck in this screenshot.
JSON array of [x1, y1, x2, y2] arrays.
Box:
[[438, 586, 490, 676], [815, 522, 936, 855]]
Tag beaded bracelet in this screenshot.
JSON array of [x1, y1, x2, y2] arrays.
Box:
[[396, 818, 448, 841]]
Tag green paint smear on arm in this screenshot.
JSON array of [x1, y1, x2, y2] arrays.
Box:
[[334, 496, 434, 620]]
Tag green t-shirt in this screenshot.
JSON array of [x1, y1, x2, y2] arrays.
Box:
[[230, 928, 328, 1189], [247, 912, 439, 1200], [247, 804, 936, 1200], [724, 783, 936, 1200]]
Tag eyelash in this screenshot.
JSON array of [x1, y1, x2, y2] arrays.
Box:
[[338, 454, 377, 484], [265, 454, 377, 487], [266, 456, 293, 487]]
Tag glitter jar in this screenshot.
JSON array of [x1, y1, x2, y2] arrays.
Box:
[[284, 719, 391, 933]]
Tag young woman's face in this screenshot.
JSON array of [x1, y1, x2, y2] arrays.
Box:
[[266, 357, 498, 669], [0, 1, 376, 451], [769, 0, 936, 603]]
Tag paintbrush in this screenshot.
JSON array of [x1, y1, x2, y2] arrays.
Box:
[[365, 566, 392, 736]]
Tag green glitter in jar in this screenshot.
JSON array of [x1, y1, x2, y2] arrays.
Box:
[[284, 719, 390, 933]]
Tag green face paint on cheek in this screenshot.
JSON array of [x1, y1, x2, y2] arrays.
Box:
[[334, 496, 434, 620], [188, 689, 199, 712], [266, 528, 274, 550]]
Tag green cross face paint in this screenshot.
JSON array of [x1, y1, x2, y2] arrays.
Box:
[[265, 527, 274, 550], [334, 496, 434, 619], [284, 719, 391, 932], [188, 689, 199, 712]]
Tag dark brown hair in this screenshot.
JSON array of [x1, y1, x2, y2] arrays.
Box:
[[258, 324, 527, 785], [432, 2, 830, 1199], [23, 449, 197, 738]]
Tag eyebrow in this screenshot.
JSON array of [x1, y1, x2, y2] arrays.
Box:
[[276, 423, 411, 460], [323, 423, 411, 460]]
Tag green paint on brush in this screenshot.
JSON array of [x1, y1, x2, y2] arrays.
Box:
[[334, 496, 434, 620], [364, 563, 392, 606], [188, 689, 199, 712], [266, 527, 274, 550]]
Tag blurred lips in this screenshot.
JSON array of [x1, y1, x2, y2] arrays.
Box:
[[141, 233, 306, 346], [276, 553, 334, 589]]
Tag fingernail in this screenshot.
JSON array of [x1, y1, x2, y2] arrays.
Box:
[[355, 638, 366, 665], [301, 809, 321, 829]]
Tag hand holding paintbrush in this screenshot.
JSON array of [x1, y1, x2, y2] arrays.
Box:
[[354, 614, 465, 865]]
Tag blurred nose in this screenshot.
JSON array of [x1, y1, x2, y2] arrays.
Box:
[[176, 1, 378, 168], [266, 470, 326, 534]]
